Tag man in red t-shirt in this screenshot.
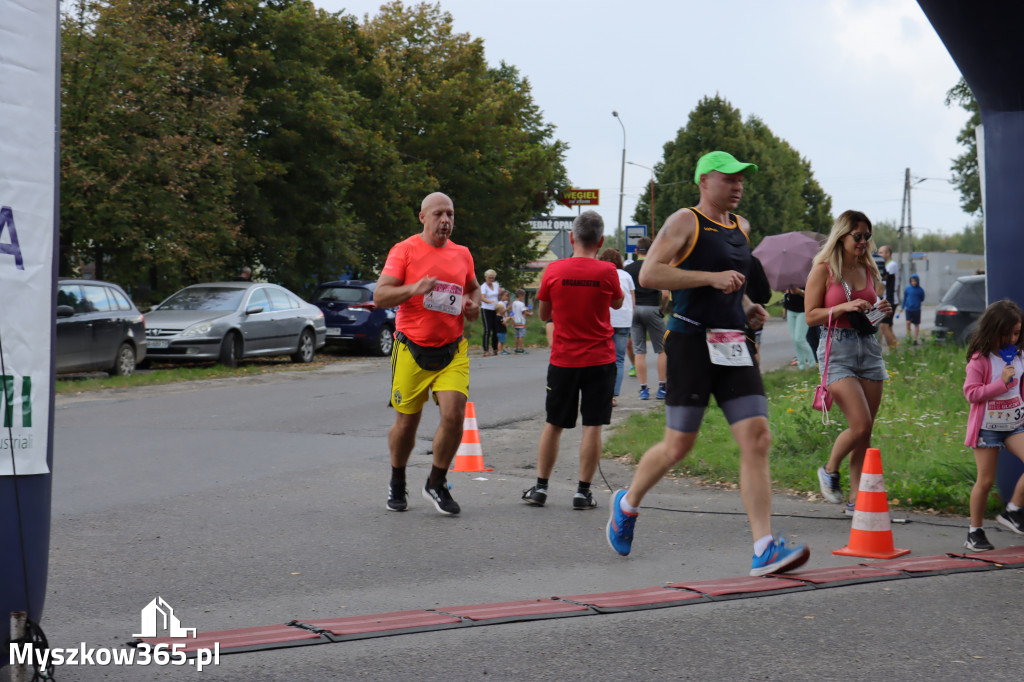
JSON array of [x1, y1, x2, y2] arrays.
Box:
[[522, 210, 623, 510], [375, 192, 481, 515]]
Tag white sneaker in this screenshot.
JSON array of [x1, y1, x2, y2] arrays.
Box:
[[817, 466, 843, 504]]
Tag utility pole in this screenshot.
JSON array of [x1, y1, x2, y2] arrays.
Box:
[[898, 168, 916, 295], [612, 111, 626, 254]]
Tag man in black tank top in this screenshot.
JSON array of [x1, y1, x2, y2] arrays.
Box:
[[606, 151, 809, 576]]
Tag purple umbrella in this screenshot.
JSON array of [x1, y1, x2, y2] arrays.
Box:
[[752, 231, 826, 291]]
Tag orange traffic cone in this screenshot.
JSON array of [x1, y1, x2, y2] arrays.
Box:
[[451, 401, 492, 472], [833, 448, 910, 559]]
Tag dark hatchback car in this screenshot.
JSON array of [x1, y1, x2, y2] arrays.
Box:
[[310, 280, 395, 356], [56, 279, 146, 376], [932, 274, 986, 344]]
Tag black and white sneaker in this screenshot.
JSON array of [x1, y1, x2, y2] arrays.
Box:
[[386, 485, 408, 512], [996, 507, 1024, 535], [572, 490, 597, 510], [422, 481, 461, 515], [965, 528, 994, 552], [522, 485, 548, 506]]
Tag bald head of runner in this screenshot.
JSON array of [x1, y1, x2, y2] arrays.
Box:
[[419, 192, 455, 247]]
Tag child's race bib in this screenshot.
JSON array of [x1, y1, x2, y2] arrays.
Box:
[[423, 281, 464, 316], [982, 395, 1024, 431], [706, 329, 752, 367]]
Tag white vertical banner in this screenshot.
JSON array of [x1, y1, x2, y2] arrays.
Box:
[[0, 1, 58, 475]]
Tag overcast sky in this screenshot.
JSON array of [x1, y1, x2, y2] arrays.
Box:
[[314, 0, 973, 238]]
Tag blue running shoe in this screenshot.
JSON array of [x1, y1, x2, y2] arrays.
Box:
[[639, 387, 650, 400], [750, 535, 809, 576], [655, 385, 666, 400], [606, 489, 638, 556]]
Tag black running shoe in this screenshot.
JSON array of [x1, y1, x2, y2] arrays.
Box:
[[522, 485, 548, 506], [996, 507, 1024, 535], [572, 490, 597, 509], [964, 528, 994, 552], [422, 481, 460, 515], [386, 484, 408, 512]]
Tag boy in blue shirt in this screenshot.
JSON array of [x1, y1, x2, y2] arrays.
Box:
[[900, 274, 925, 343]]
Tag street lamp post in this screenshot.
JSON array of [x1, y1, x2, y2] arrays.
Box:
[[612, 111, 626, 254], [626, 161, 655, 235]]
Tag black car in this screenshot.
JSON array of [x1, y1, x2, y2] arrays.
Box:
[[932, 274, 986, 344], [310, 280, 396, 356], [56, 279, 146, 376]]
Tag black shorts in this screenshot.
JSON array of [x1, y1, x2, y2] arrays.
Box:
[[664, 331, 767, 432], [545, 362, 615, 429]]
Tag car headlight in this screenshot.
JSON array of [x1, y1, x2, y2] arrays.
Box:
[[182, 322, 214, 337]]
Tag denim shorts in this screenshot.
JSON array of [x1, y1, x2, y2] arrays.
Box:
[[817, 328, 887, 386], [975, 425, 1024, 448]]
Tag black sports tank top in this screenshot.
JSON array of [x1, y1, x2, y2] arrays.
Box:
[[667, 208, 751, 333]]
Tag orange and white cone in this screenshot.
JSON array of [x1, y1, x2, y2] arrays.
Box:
[[451, 401, 492, 472], [833, 448, 910, 559]]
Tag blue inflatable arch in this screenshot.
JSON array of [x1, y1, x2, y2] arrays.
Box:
[[918, 1, 1024, 502]]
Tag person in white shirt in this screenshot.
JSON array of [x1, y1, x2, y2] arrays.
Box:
[[599, 249, 636, 406], [876, 245, 899, 349], [480, 269, 500, 356]]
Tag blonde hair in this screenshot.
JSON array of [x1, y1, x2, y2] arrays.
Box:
[[811, 210, 881, 288]]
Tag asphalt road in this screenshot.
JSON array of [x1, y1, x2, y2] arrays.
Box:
[[36, 303, 1024, 681]]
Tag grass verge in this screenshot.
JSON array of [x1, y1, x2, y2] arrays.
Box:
[[604, 340, 989, 516]]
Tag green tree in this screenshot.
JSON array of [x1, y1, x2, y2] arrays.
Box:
[[61, 0, 246, 297], [945, 77, 982, 216], [361, 2, 568, 287], [632, 95, 832, 244], [175, 0, 394, 295]]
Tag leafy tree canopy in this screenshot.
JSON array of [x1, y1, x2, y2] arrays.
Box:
[[61, 0, 247, 294], [59, 0, 568, 300], [945, 77, 982, 216], [632, 95, 832, 246]]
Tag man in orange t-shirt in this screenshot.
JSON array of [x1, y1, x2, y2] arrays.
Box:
[[375, 192, 481, 515]]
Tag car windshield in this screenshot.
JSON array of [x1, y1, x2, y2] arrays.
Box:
[[158, 287, 245, 311], [314, 286, 369, 304]]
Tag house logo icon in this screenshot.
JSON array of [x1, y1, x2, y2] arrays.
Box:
[[132, 596, 197, 638]]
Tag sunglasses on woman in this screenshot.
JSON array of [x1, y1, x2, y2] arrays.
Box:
[[847, 232, 872, 243]]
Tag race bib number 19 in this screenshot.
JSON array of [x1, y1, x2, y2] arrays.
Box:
[[423, 281, 464, 316], [706, 329, 753, 367]]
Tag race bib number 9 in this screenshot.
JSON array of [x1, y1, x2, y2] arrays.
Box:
[[423, 281, 464, 316], [706, 329, 752, 367]]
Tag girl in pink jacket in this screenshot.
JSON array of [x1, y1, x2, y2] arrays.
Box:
[[962, 299, 1024, 551]]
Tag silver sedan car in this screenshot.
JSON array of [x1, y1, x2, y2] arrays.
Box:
[[144, 282, 327, 367]]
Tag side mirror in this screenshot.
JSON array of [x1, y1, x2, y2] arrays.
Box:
[[245, 305, 264, 315], [56, 305, 74, 318]]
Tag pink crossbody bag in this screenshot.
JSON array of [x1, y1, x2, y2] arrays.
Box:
[[813, 309, 834, 424]]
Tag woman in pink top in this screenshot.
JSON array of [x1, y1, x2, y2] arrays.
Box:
[[961, 299, 1024, 551], [804, 210, 892, 513]]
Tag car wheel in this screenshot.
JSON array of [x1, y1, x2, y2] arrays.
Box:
[[219, 331, 240, 368], [372, 325, 394, 356], [959, 323, 978, 345], [292, 329, 316, 363], [110, 342, 136, 377]]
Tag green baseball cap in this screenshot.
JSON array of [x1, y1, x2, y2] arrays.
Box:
[[693, 151, 758, 185]]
